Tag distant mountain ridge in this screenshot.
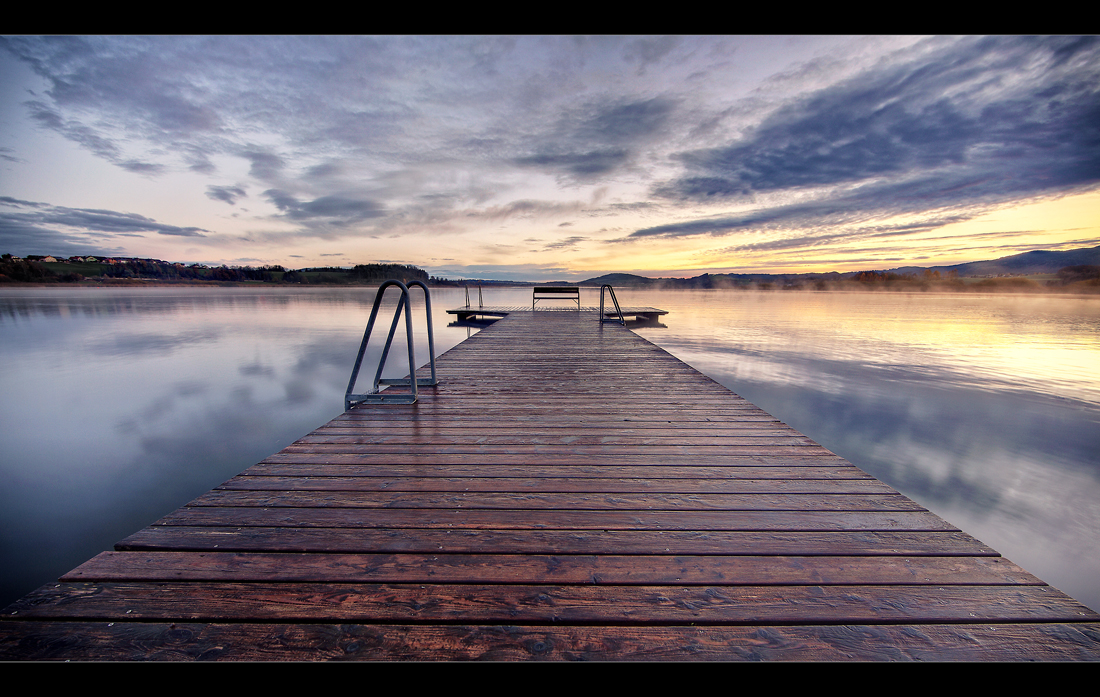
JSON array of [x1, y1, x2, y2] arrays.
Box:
[[884, 245, 1100, 277], [577, 245, 1100, 286]]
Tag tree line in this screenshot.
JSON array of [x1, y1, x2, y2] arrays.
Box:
[[0, 255, 429, 285]]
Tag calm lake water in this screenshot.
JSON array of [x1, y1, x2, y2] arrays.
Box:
[[2, 286, 1098, 612]]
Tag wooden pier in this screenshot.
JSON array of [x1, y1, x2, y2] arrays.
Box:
[[2, 309, 1098, 661]]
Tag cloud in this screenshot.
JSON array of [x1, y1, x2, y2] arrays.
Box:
[[647, 36, 1100, 237], [6, 37, 686, 237], [706, 219, 972, 256], [622, 36, 681, 74], [0, 147, 24, 164], [184, 150, 216, 174], [24, 99, 168, 176], [119, 160, 166, 175], [262, 189, 385, 224], [26, 100, 118, 158], [8, 35, 225, 177], [514, 97, 677, 179], [0, 197, 208, 255], [206, 185, 247, 205], [578, 97, 676, 144], [514, 149, 629, 177], [664, 39, 1095, 196], [243, 150, 287, 184], [544, 236, 587, 250], [15, 37, 220, 135], [464, 199, 589, 224]]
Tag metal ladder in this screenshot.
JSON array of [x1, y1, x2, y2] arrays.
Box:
[[345, 279, 438, 409], [599, 284, 625, 326], [464, 284, 483, 309]]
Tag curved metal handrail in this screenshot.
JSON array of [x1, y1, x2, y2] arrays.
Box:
[[345, 280, 437, 409], [599, 284, 625, 326], [464, 284, 483, 309], [404, 280, 438, 387]]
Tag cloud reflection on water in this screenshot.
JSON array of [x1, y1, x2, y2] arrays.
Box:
[[629, 289, 1100, 612], [0, 287, 478, 607]]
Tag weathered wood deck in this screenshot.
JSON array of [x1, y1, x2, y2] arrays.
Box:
[[2, 310, 1098, 661]]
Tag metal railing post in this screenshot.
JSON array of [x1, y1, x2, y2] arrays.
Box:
[[600, 284, 625, 326], [406, 280, 438, 387], [464, 284, 483, 310]]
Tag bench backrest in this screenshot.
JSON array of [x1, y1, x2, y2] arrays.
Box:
[[533, 286, 579, 296], [532, 286, 580, 309]]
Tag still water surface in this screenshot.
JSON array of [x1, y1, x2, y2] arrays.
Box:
[[1, 286, 1098, 612]]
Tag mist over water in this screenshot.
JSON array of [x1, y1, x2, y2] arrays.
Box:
[[1, 286, 1098, 613]]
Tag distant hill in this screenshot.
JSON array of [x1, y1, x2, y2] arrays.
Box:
[[576, 273, 657, 287], [886, 245, 1100, 277], [576, 245, 1100, 288], [578, 271, 843, 288]]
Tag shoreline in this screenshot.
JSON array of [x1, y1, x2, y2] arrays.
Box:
[[1, 279, 1098, 295]]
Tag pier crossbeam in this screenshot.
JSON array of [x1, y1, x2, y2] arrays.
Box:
[[2, 311, 1097, 661], [448, 306, 668, 322]]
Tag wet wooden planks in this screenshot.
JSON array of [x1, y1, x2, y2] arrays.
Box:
[[2, 310, 1098, 661]]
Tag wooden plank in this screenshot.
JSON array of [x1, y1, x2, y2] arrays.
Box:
[[185, 490, 924, 511], [5, 621, 1098, 661], [217, 476, 897, 493], [252, 457, 860, 471], [58, 553, 1043, 585], [260, 452, 852, 466], [12, 584, 1087, 624], [115, 528, 1000, 556], [301, 433, 806, 445], [154, 507, 960, 531], [277, 445, 839, 456]]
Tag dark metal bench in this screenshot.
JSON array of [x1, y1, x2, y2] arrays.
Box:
[[532, 286, 580, 310]]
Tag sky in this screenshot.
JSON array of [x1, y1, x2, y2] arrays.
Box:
[[1, 35, 1098, 281]]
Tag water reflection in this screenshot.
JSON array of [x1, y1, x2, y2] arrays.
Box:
[[627, 289, 1100, 613], [1, 286, 1098, 615], [0, 286, 478, 607]]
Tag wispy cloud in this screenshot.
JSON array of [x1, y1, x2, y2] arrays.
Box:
[[206, 185, 247, 205], [262, 190, 385, 225], [0, 197, 207, 256], [514, 97, 677, 180], [544, 235, 587, 250], [642, 36, 1100, 242], [0, 147, 22, 164]]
